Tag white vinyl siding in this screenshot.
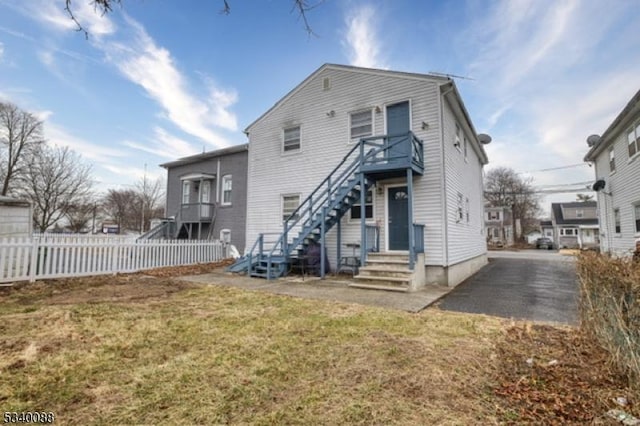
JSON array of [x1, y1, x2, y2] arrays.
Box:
[[245, 65, 458, 269], [283, 126, 301, 152], [350, 109, 373, 140]]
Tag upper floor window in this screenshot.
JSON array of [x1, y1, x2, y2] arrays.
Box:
[[634, 203, 640, 233], [182, 181, 190, 204], [456, 193, 464, 222], [283, 126, 301, 152], [487, 211, 500, 221], [627, 121, 640, 158], [350, 188, 373, 220], [465, 197, 470, 222], [463, 136, 468, 160], [576, 209, 584, 218], [609, 147, 616, 172], [221, 175, 232, 205], [614, 208, 621, 234], [455, 123, 462, 151], [350, 110, 373, 140], [282, 194, 300, 222]]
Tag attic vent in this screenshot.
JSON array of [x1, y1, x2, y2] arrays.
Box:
[[322, 77, 330, 91]]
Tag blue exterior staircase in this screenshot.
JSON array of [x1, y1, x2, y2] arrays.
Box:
[[229, 131, 424, 279]]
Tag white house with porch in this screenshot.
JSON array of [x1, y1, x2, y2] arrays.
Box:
[[240, 64, 490, 290]]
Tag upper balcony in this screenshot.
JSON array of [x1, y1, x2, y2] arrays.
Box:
[[359, 132, 424, 178], [180, 202, 215, 223]]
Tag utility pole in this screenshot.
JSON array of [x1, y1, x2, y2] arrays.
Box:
[[140, 163, 147, 234]]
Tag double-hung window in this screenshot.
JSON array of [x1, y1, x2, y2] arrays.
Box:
[[221, 175, 232, 205], [634, 204, 640, 233], [350, 188, 373, 220], [182, 181, 190, 204], [350, 110, 373, 140], [627, 121, 640, 158], [614, 208, 621, 234], [282, 194, 300, 222], [283, 126, 301, 152], [609, 148, 616, 172], [455, 123, 462, 151]]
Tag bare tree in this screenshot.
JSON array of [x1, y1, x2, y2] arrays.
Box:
[[135, 176, 165, 232], [102, 188, 139, 233], [65, 200, 98, 233], [0, 102, 45, 196], [19, 145, 94, 232], [484, 167, 542, 240], [576, 193, 594, 202], [64, 0, 321, 37]]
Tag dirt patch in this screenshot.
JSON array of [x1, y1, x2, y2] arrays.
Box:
[[0, 259, 235, 305], [493, 323, 637, 424]]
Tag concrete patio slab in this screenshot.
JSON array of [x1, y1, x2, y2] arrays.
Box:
[[177, 270, 452, 313]]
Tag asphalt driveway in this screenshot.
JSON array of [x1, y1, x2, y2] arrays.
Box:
[[437, 250, 578, 324]]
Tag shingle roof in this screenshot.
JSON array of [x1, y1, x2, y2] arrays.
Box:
[[160, 143, 248, 168], [551, 202, 599, 226]]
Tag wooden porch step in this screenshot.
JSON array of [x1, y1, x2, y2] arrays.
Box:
[[348, 283, 410, 292]]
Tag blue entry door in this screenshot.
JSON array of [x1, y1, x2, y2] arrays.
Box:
[[388, 186, 409, 250], [386, 101, 410, 162]]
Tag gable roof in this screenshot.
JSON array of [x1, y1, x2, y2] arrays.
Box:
[[160, 143, 248, 169], [551, 202, 598, 226], [584, 88, 640, 161], [243, 63, 488, 164]]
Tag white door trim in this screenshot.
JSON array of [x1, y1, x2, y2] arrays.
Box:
[[384, 183, 410, 253]]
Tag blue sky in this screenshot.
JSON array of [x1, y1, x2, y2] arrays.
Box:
[[1, 0, 639, 214]]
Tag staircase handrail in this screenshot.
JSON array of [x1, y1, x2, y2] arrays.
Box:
[[265, 131, 420, 262]]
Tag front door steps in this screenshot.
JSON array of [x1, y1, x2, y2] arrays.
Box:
[[350, 252, 423, 292]]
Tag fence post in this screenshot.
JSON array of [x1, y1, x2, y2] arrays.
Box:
[[29, 237, 39, 282]]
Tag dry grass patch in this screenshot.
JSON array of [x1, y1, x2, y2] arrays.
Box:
[[1, 274, 504, 425], [1, 271, 636, 424]]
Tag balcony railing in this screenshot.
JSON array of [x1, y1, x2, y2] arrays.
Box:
[[180, 203, 215, 222]]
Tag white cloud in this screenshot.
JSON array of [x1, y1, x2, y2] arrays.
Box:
[[122, 127, 202, 160], [97, 15, 237, 148], [45, 122, 127, 162], [343, 5, 386, 69]]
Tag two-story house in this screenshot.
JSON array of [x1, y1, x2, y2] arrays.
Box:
[[157, 144, 248, 252], [548, 201, 599, 249], [484, 205, 513, 247], [584, 88, 640, 256], [240, 64, 490, 291]]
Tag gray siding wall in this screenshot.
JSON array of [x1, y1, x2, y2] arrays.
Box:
[[246, 67, 474, 267], [593, 117, 640, 256], [165, 150, 248, 251], [562, 206, 597, 219]]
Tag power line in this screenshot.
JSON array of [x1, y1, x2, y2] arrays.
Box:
[[517, 163, 589, 174]]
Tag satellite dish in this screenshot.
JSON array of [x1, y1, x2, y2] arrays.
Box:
[[478, 133, 492, 144], [592, 179, 606, 191], [586, 134, 601, 147]]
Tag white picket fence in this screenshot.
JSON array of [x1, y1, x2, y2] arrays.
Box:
[[0, 236, 229, 284]]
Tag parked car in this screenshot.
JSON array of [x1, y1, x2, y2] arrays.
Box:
[[535, 237, 554, 250]]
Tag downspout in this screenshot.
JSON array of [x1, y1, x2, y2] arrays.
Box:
[[439, 82, 455, 268], [216, 159, 221, 203]]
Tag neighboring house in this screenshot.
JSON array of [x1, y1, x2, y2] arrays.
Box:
[[584, 88, 640, 256], [484, 205, 513, 247], [159, 144, 248, 252], [525, 230, 542, 245], [549, 201, 599, 249], [242, 63, 489, 290], [540, 220, 554, 239], [0, 196, 32, 239]]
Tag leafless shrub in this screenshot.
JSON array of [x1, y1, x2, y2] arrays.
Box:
[[576, 251, 640, 389]]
